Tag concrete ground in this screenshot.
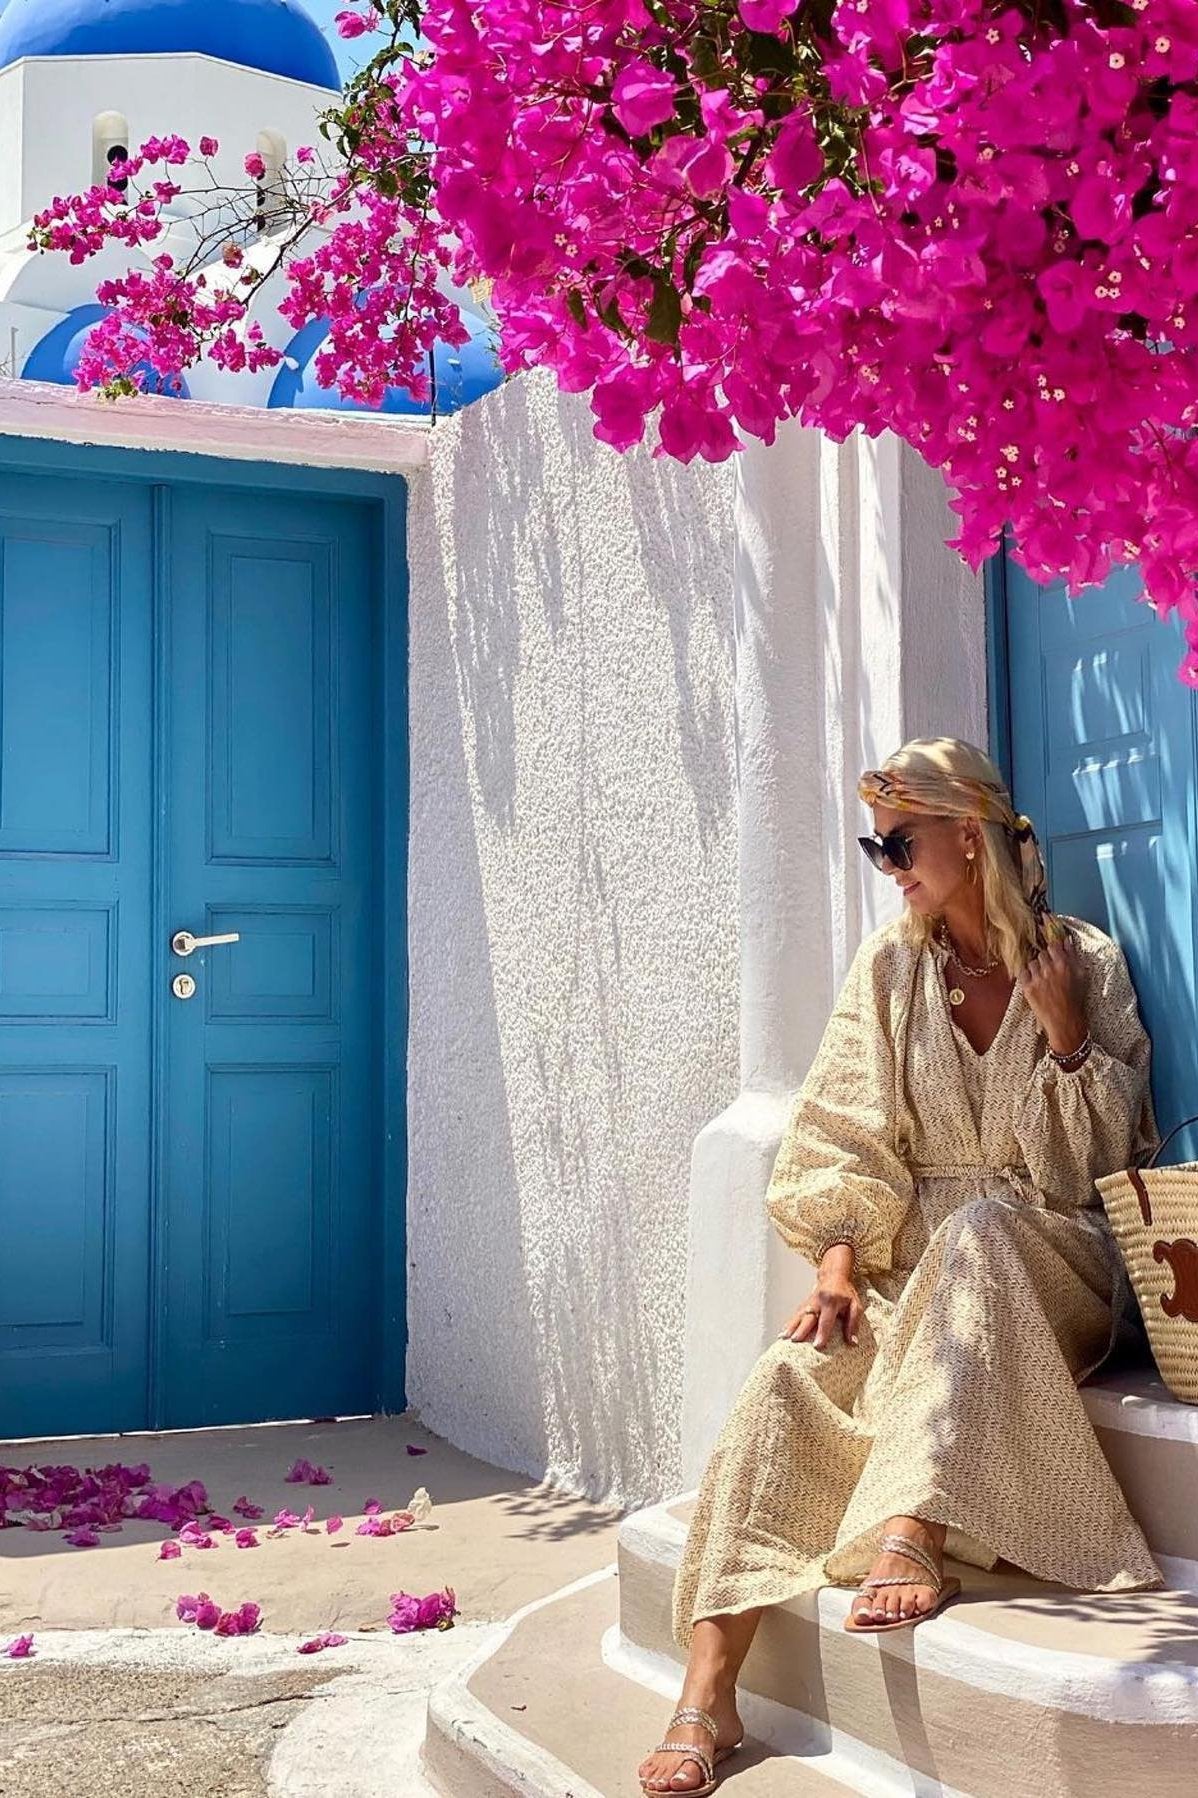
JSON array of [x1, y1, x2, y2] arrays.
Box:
[[0, 1412, 625, 1796]]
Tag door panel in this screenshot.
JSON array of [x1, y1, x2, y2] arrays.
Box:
[[160, 486, 378, 1427], [1004, 554, 1198, 1146], [0, 476, 153, 1436]]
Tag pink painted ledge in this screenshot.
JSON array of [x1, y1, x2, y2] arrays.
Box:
[[0, 376, 431, 474]]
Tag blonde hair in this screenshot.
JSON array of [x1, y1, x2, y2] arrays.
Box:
[[876, 737, 1050, 980]]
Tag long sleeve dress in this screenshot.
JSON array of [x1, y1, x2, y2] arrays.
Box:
[[671, 912, 1167, 1651]]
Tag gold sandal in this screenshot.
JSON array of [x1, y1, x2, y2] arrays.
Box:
[[843, 1530, 962, 1634], [640, 1703, 744, 1796]]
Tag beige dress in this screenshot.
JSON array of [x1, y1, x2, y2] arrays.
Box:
[[672, 912, 1167, 1651]]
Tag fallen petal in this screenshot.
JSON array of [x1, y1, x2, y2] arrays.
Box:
[[158, 1540, 182, 1560], [4, 1635, 34, 1659]]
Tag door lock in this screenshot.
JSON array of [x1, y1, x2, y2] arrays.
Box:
[[171, 930, 241, 957], [172, 973, 197, 1000]]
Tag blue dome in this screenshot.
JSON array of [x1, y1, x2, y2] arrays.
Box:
[[0, 0, 339, 89], [268, 314, 505, 417], [23, 303, 190, 397]]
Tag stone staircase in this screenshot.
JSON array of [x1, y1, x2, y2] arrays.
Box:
[[420, 1365, 1198, 1797]]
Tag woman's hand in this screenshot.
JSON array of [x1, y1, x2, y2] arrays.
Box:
[[1016, 932, 1088, 1055], [779, 1255, 863, 1349]]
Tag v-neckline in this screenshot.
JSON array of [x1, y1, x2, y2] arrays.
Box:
[[950, 980, 1019, 1058], [929, 934, 1021, 1059]]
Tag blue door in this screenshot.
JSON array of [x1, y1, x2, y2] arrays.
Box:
[[0, 475, 155, 1436], [998, 546, 1198, 1146], [0, 471, 382, 1436]]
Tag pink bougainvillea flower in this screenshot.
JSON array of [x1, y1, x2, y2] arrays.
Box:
[[177, 1522, 216, 1549], [297, 1631, 348, 1653], [234, 1529, 259, 1549], [300, 1505, 316, 1528], [405, 1445, 428, 1457], [206, 1515, 233, 1533], [4, 1636, 34, 1659], [176, 1592, 206, 1621], [198, 136, 218, 157], [387, 1587, 458, 1633], [362, 1499, 382, 1515], [335, 6, 380, 37], [214, 1601, 261, 1636], [232, 1496, 263, 1520], [610, 61, 676, 137], [158, 1540, 182, 1560], [64, 1528, 100, 1548], [284, 1459, 332, 1485], [244, 152, 266, 179], [272, 1509, 302, 1531], [325, 1515, 344, 1535], [355, 1516, 390, 1537]]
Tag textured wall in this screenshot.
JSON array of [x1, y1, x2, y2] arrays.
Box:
[[405, 370, 739, 1508]]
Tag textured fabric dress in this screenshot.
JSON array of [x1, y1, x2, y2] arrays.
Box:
[[672, 912, 1167, 1650]]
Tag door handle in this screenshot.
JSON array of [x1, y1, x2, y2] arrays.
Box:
[[171, 930, 241, 957]]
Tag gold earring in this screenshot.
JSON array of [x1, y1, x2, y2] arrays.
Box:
[[966, 850, 978, 886]]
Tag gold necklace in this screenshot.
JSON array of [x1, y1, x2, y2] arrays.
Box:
[[935, 918, 1000, 1007]]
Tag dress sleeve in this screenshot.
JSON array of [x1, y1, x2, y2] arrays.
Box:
[[765, 938, 915, 1275], [1012, 937, 1160, 1208]]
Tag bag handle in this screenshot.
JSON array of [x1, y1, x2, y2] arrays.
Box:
[[1125, 1113, 1198, 1228], [1141, 1112, 1198, 1171]]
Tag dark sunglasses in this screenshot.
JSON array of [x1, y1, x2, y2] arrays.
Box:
[[858, 829, 914, 873]]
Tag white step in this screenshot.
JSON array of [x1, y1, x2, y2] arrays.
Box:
[[616, 1492, 1198, 1798], [1080, 1364, 1198, 1585], [421, 1566, 860, 1797]]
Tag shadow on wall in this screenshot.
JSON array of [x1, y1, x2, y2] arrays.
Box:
[[406, 371, 739, 1507]]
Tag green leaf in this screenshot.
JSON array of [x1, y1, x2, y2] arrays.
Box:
[[565, 288, 588, 330], [645, 276, 683, 347]]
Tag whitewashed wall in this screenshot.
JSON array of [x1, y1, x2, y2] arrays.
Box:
[[405, 369, 740, 1507]]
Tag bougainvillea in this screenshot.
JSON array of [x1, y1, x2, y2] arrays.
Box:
[[27, 0, 1198, 683]]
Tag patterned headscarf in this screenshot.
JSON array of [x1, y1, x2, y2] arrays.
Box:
[[857, 763, 1067, 947]]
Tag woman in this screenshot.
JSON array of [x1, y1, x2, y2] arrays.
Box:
[[638, 736, 1166, 1798]]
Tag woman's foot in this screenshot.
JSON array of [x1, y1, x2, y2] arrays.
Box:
[[849, 1514, 946, 1625], [637, 1682, 744, 1793]]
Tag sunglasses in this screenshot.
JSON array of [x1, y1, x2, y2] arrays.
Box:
[[858, 829, 915, 873]]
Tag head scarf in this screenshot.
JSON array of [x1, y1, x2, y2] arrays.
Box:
[[857, 763, 1067, 947]]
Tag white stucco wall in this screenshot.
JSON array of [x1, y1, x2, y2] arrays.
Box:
[[405, 370, 740, 1508]]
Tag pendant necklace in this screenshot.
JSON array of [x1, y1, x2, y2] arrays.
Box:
[[934, 918, 1000, 1007]]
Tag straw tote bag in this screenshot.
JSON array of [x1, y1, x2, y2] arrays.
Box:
[[1095, 1112, 1198, 1404]]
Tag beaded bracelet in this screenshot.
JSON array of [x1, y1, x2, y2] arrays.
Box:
[[1047, 1031, 1093, 1069]]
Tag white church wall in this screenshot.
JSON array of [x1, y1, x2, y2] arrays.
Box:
[[11, 55, 330, 232], [681, 421, 989, 1485], [405, 367, 740, 1507]]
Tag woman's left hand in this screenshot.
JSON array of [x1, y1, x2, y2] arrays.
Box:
[[1016, 933, 1088, 1054]]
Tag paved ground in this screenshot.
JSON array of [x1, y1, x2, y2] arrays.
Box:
[[0, 1412, 624, 1796]]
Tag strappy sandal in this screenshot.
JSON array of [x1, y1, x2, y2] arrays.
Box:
[[639, 1703, 744, 1796], [843, 1530, 962, 1633]]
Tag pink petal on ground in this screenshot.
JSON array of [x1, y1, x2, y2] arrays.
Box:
[[284, 1459, 314, 1484], [325, 1516, 343, 1535], [64, 1528, 100, 1548], [363, 1498, 382, 1515], [234, 1529, 259, 1549], [206, 1515, 233, 1533], [232, 1497, 264, 1520], [158, 1540, 182, 1560], [235, 1602, 261, 1633], [4, 1636, 34, 1659], [391, 1511, 415, 1530], [297, 1630, 347, 1653], [300, 1504, 315, 1528], [405, 1445, 428, 1456], [309, 1466, 334, 1484], [273, 1509, 301, 1530], [194, 1600, 221, 1630], [176, 1593, 205, 1621]]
